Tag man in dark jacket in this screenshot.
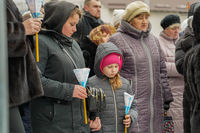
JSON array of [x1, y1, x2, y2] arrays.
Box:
[[72, 0, 104, 77], [6, 0, 43, 132], [175, 3, 200, 133], [183, 5, 200, 133]]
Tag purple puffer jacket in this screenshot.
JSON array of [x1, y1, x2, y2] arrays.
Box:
[[109, 20, 173, 133]]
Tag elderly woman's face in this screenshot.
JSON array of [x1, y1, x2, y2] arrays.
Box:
[[130, 13, 149, 32], [62, 14, 79, 37], [164, 26, 180, 39]]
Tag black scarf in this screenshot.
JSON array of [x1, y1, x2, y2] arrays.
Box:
[[84, 11, 104, 28]]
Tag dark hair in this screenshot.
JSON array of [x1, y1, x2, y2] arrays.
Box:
[[193, 5, 200, 43], [84, 0, 100, 6], [188, 2, 200, 18]]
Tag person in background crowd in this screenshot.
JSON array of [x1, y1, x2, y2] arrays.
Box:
[[175, 3, 200, 133], [30, 1, 101, 133], [6, 0, 44, 133], [88, 42, 138, 133], [89, 24, 116, 46], [158, 14, 184, 133], [111, 9, 124, 29], [72, 0, 104, 77], [183, 5, 200, 133], [180, 2, 200, 34], [108, 1, 173, 133], [176, 2, 200, 75]]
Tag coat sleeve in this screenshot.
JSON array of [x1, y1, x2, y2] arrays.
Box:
[[175, 39, 185, 75], [175, 32, 193, 75], [7, 6, 28, 58], [165, 57, 182, 77], [159, 44, 173, 103], [36, 37, 74, 101]]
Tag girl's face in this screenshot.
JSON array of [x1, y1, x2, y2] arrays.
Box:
[[102, 63, 119, 78], [130, 13, 149, 32], [62, 14, 79, 37]]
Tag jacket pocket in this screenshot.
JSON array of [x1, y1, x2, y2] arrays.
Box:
[[31, 99, 55, 122], [53, 102, 73, 128]]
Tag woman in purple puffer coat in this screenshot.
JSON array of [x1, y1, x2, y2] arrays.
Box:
[[108, 1, 173, 133]]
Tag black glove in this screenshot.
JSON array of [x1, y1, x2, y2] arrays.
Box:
[[164, 101, 171, 111]]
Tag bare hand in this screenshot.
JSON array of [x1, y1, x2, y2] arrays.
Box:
[[123, 115, 131, 128], [89, 117, 101, 131], [23, 18, 42, 35], [72, 85, 87, 99]]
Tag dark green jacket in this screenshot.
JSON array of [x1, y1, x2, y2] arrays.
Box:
[[31, 30, 89, 133]]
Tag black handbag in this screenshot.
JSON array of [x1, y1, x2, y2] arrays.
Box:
[[86, 86, 106, 112]]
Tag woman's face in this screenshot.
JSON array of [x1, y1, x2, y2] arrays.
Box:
[[130, 13, 149, 32], [102, 63, 119, 78], [164, 26, 180, 39], [62, 14, 79, 37]]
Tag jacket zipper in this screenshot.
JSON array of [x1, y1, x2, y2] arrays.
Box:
[[111, 86, 118, 133], [141, 36, 154, 133]]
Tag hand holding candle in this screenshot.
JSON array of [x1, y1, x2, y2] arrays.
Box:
[[26, 0, 44, 62], [73, 68, 90, 124], [22, 18, 42, 35], [72, 85, 87, 99], [124, 92, 135, 133], [123, 115, 131, 128]]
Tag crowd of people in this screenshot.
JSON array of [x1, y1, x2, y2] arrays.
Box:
[[5, 0, 200, 132]]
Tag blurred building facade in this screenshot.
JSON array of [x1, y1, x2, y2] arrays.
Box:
[[14, 0, 199, 37]]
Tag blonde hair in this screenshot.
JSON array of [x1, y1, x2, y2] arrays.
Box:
[[89, 24, 117, 45], [109, 73, 122, 90], [69, 7, 82, 18]]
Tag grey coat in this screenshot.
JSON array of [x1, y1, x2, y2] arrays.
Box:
[[109, 20, 173, 133], [31, 2, 90, 132], [88, 42, 138, 133], [31, 30, 89, 133]]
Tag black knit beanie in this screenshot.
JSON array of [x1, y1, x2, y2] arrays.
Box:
[[160, 14, 180, 30]]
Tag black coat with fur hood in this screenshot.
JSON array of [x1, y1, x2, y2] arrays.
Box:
[[6, 0, 43, 107], [183, 6, 200, 133]]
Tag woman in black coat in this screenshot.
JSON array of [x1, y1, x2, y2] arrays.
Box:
[[30, 1, 101, 133]]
